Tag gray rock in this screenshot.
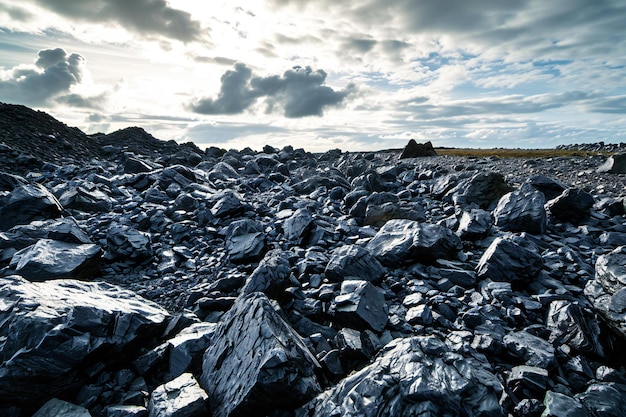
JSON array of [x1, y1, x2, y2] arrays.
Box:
[[32, 398, 91, 417], [0, 275, 169, 412], [106, 225, 153, 262], [546, 300, 604, 356], [124, 157, 153, 174], [366, 219, 462, 267], [241, 249, 291, 297], [167, 323, 216, 379], [506, 365, 548, 402], [148, 373, 208, 417], [200, 292, 321, 417], [545, 188, 595, 224], [210, 191, 244, 218], [596, 153, 626, 174], [494, 182, 547, 234], [363, 202, 425, 227], [324, 245, 385, 283], [399, 139, 438, 159], [445, 171, 510, 210], [0, 183, 63, 231], [224, 219, 266, 263], [284, 208, 315, 246], [476, 237, 543, 284], [332, 280, 388, 332], [297, 336, 504, 417], [527, 175, 566, 201], [456, 208, 493, 240], [104, 405, 148, 417], [59, 184, 114, 213], [577, 382, 626, 417], [585, 246, 626, 339], [542, 391, 589, 417], [504, 330, 555, 368], [8, 239, 102, 281]]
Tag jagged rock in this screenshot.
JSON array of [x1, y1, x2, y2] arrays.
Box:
[[106, 225, 153, 262], [445, 171, 510, 210], [58, 184, 114, 213], [0, 171, 27, 191], [596, 153, 626, 174], [363, 202, 425, 227], [493, 182, 547, 234], [527, 175, 566, 201], [324, 245, 385, 283], [399, 139, 438, 159], [200, 292, 321, 417], [148, 373, 209, 417], [542, 391, 589, 417], [476, 237, 543, 284], [577, 382, 626, 416], [0, 275, 169, 413], [104, 405, 148, 417], [284, 208, 315, 246], [506, 365, 548, 403], [224, 219, 266, 263], [124, 157, 153, 174], [545, 188, 595, 224], [366, 219, 462, 267], [32, 398, 91, 417], [8, 239, 102, 281], [585, 246, 626, 339], [456, 208, 493, 239], [297, 336, 504, 417], [241, 249, 292, 297], [331, 280, 388, 332], [167, 323, 216, 379], [546, 300, 604, 356], [0, 183, 63, 231], [210, 192, 244, 218], [503, 330, 555, 368], [207, 161, 239, 182]]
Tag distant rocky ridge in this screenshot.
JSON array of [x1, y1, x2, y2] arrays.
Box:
[[1, 103, 626, 417]]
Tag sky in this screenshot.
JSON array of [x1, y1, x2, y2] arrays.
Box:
[[0, 0, 625, 152]]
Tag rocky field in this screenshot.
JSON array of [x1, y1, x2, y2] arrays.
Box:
[[1, 102, 626, 417]]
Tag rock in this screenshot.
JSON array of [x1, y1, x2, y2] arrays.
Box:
[[445, 171, 510, 210], [406, 304, 433, 326], [324, 245, 385, 283], [366, 219, 462, 267], [363, 202, 425, 227], [148, 373, 209, 417], [494, 182, 547, 234], [596, 153, 626, 173], [399, 139, 438, 159], [124, 157, 153, 173], [167, 323, 216, 379], [8, 239, 102, 281], [584, 246, 626, 339], [200, 292, 321, 417], [542, 391, 589, 417], [210, 192, 245, 218], [106, 225, 153, 262], [331, 280, 388, 332], [456, 208, 493, 239], [0, 275, 169, 413], [224, 219, 266, 263], [545, 188, 595, 224], [104, 405, 148, 417], [577, 382, 626, 417], [0, 183, 63, 231], [503, 330, 555, 368], [507, 365, 548, 402], [476, 237, 543, 285], [527, 175, 566, 201], [284, 208, 315, 246], [546, 300, 604, 356], [240, 249, 292, 297], [59, 184, 114, 213], [32, 398, 91, 417], [297, 336, 504, 417]]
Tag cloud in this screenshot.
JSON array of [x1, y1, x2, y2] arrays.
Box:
[[56, 92, 108, 109], [29, 0, 203, 42], [0, 48, 86, 106], [190, 63, 354, 118]]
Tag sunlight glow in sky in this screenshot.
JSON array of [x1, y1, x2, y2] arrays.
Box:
[[1, 0, 625, 152]]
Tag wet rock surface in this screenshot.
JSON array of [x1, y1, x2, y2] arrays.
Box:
[[1, 104, 626, 416]]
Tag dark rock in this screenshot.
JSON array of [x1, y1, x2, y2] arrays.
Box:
[[8, 239, 102, 281], [210, 192, 245, 218], [331, 280, 388, 332], [59, 184, 114, 213], [445, 171, 510, 210], [124, 157, 153, 174], [503, 330, 555, 368], [366, 220, 462, 267], [399, 139, 438, 159], [493, 182, 547, 234], [324, 245, 385, 283], [0, 183, 63, 231], [363, 202, 426, 227], [546, 300, 604, 356], [545, 188, 595, 224], [224, 219, 266, 263], [0, 171, 27, 191], [32, 398, 91, 417], [105, 405, 148, 417], [542, 391, 589, 417], [456, 208, 493, 239], [106, 226, 153, 262], [596, 153, 626, 174], [284, 208, 315, 246], [297, 336, 504, 417], [241, 249, 291, 298], [166, 323, 216, 379], [506, 365, 548, 402], [0, 275, 169, 413], [527, 175, 566, 201], [476, 237, 543, 284], [200, 292, 321, 417], [578, 382, 626, 417], [148, 373, 208, 417]]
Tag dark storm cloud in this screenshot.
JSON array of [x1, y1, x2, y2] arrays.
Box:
[[190, 63, 354, 118], [30, 0, 203, 42], [0, 48, 86, 106]]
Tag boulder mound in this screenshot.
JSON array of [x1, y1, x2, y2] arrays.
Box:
[[399, 139, 438, 158]]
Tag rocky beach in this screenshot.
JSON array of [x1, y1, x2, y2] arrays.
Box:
[[1, 102, 626, 417]]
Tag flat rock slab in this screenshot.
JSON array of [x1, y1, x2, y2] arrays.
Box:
[[148, 373, 209, 417], [0, 183, 63, 231], [200, 292, 321, 417], [0, 275, 169, 412]]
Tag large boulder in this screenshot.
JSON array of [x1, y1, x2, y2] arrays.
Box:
[[240, 249, 292, 298], [476, 237, 543, 285], [224, 219, 266, 263], [399, 139, 438, 159], [493, 182, 547, 234], [0, 275, 169, 413], [32, 398, 91, 417], [324, 245, 385, 283], [148, 373, 209, 417], [366, 220, 462, 267], [331, 280, 388, 332], [8, 239, 102, 281], [0, 183, 63, 231], [444, 171, 510, 210], [297, 336, 504, 417], [585, 246, 626, 340], [596, 153, 626, 174], [200, 292, 321, 417], [545, 188, 595, 224], [106, 225, 153, 263]]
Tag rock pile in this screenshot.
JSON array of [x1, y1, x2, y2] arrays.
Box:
[[1, 103, 626, 417]]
